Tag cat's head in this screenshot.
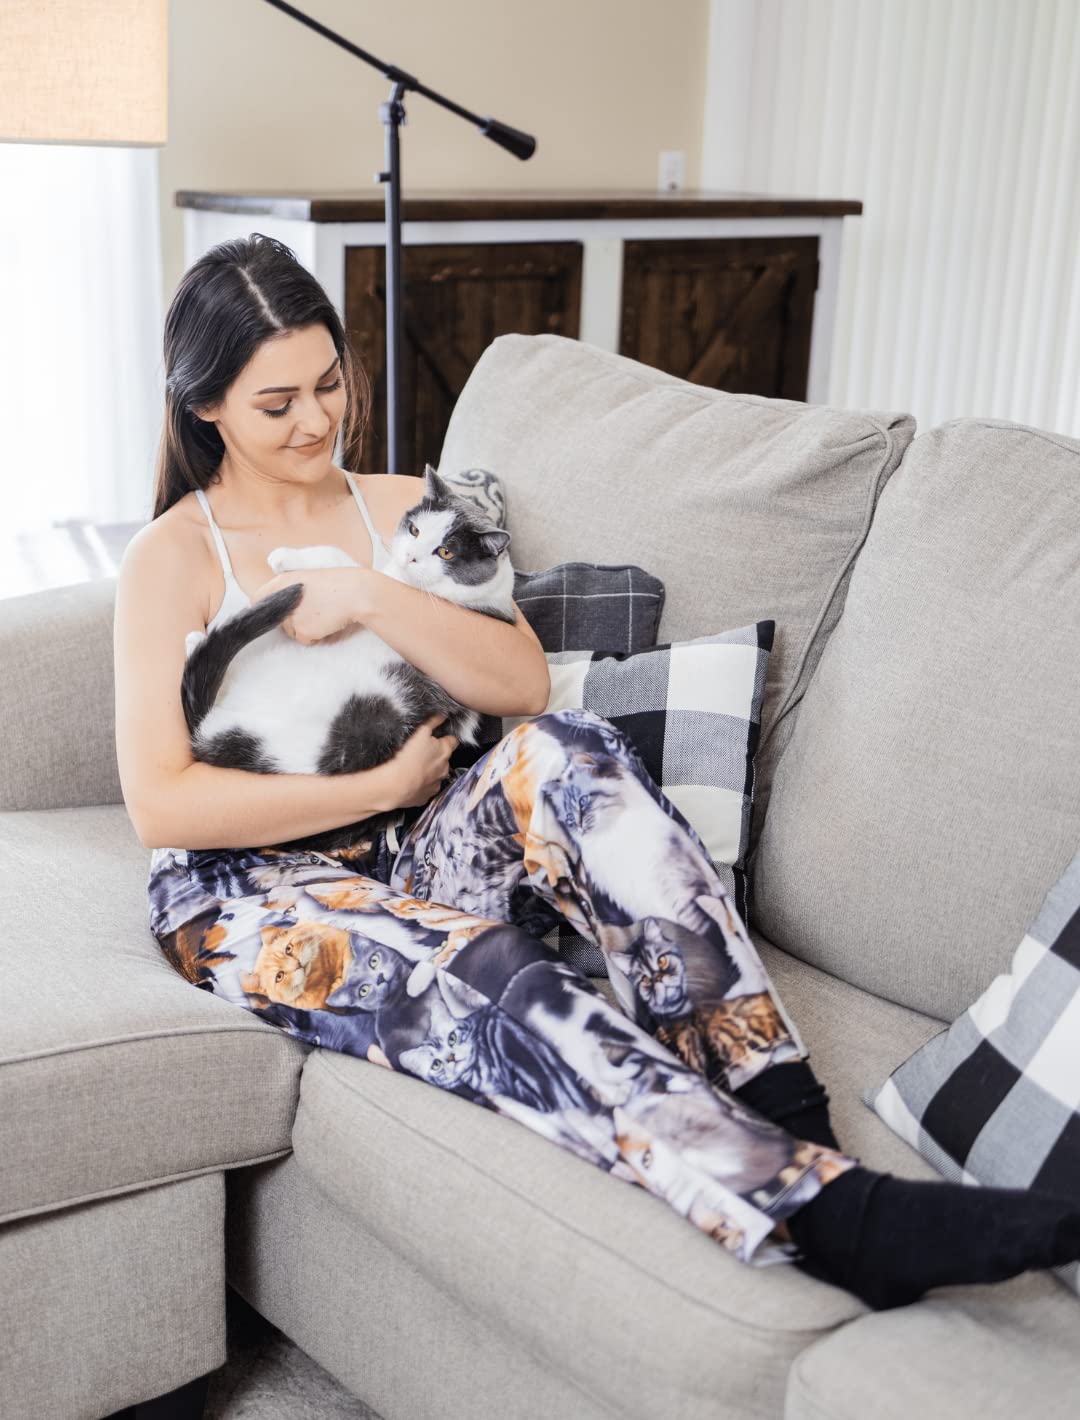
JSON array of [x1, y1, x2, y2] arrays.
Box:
[[239, 922, 347, 1009], [608, 917, 692, 1017], [391, 463, 511, 593], [398, 994, 479, 1088], [325, 941, 411, 1012]]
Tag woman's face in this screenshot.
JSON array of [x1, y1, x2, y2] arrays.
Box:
[[195, 323, 348, 478]]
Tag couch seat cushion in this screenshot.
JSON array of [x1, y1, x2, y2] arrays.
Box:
[[0, 805, 310, 1224], [285, 930, 954, 1419], [438, 332, 915, 863], [785, 1269, 1079, 1420]]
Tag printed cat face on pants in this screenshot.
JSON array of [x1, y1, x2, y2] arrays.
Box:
[[239, 921, 353, 1010], [399, 995, 479, 1089], [608, 918, 695, 1016]]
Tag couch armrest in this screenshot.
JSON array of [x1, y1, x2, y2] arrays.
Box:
[[0, 577, 123, 810]]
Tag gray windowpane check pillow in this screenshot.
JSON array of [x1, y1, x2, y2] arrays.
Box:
[[869, 845, 1080, 1300], [490, 623, 775, 978]]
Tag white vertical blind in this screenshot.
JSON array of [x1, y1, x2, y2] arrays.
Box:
[[0, 143, 164, 536], [703, 0, 1080, 437]]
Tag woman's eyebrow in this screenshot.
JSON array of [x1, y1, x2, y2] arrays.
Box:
[[253, 356, 340, 396]]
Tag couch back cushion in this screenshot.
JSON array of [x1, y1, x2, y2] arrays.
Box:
[[438, 334, 915, 858], [752, 418, 1080, 1019], [0, 577, 121, 810]]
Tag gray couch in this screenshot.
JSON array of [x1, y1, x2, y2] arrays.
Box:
[[3, 333, 1078, 1420]]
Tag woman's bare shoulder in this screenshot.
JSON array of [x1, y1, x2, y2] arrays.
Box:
[[119, 493, 213, 616]]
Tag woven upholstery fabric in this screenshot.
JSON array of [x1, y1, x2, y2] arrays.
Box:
[[438, 332, 915, 863], [754, 418, 1080, 1018]]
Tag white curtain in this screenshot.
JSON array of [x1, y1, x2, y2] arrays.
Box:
[[0, 142, 164, 537], [703, 0, 1080, 438]]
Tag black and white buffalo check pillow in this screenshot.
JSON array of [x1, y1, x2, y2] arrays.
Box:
[[869, 845, 1080, 1300], [493, 622, 775, 977]]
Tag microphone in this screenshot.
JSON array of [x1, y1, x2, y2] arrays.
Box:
[[478, 117, 536, 161]]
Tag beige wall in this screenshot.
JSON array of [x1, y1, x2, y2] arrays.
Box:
[[161, 0, 710, 304]]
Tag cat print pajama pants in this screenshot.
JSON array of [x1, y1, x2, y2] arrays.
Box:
[[147, 707, 856, 1266]]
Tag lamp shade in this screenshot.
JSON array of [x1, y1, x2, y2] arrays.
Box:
[[0, 0, 167, 146]]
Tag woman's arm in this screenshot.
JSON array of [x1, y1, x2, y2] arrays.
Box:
[[353, 570, 551, 718]]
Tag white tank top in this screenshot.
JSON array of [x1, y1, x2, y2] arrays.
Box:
[[195, 468, 392, 631]]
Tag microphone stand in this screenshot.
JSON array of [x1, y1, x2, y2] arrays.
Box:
[[260, 0, 537, 475]]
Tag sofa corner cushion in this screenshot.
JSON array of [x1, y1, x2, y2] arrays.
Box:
[[0, 576, 122, 811], [752, 418, 1080, 1019], [784, 1269, 1080, 1420], [0, 804, 310, 1222], [438, 332, 915, 858]]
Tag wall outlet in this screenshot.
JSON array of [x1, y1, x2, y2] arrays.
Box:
[[658, 150, 685, 192]]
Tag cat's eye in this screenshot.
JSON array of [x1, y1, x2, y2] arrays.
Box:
[[433, 1058, 442, 1069], [369, 951, 381, 967], [359, 984, 370, 996], [284, 945, 292, 955], [407, 520, 419, 537], [448, 1030, 457, 1046], [262, 376, 343, 418], [275, 970, 284, 982], [641, 1148, 653, 1168], [436, 545, 454, 560]]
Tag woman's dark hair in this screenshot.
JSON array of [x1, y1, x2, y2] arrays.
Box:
[[151, 232, 373, 519]]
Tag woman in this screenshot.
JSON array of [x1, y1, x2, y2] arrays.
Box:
[[116, 234, 1080, 1314]]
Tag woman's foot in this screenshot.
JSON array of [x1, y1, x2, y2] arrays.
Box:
[[731, 1058, 841, 1150], [786, 1165, 1080, 1310]]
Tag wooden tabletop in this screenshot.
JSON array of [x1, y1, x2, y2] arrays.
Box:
[[174, 187, 863, 222]]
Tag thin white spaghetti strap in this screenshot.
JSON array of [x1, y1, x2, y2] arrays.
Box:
[[343, 469, 387, 565], [194, 487, 239, 582]]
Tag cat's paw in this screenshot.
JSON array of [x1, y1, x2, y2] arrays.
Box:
[[267, 544, 359, 572], [406, 960, 436, 997], [184, 629, 207, 659]]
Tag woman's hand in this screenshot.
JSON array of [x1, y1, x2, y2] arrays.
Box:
[[251, 566, 374, 645], [381, 713, 460, 808]]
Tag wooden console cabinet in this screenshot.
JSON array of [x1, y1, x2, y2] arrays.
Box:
[[177, 189, 861, 475]]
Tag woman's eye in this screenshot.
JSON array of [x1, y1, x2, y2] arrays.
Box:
[[436, 545, 454, 560], [263, 376, 343, 418]]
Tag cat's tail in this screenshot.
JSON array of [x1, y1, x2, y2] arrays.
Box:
[[181, 583, 304, 733]]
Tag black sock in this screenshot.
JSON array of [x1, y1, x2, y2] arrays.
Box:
[[731, 1058, 842, 1151], [786, 1164, 1080, 1311]]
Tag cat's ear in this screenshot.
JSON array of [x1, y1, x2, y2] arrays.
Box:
[[423, 463, 452, 502], [436, 972, 487, 1019], [398, 1044, 425, 1076], [479, 527, 511, 559]]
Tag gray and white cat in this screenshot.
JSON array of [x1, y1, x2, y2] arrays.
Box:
[[180, 464, 513, 779]]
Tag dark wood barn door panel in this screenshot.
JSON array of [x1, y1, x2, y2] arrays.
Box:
[[619, 236, 819, 399], [345, 242, 583, 475]]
